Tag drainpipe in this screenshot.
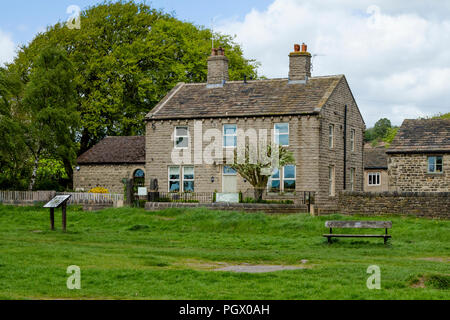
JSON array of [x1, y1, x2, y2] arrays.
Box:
[[343, 105, 348, 190]]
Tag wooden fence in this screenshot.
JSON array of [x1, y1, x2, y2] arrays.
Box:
[[0, 190, 56, 202], [148, 192, 214, 204], [56, 192, 124, 204], [0, 191, 123, 205]]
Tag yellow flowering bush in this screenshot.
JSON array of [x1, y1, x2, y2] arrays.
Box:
[[88, 187, 109, 194]]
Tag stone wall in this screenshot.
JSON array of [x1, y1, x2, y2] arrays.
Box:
[[145, 201, 308, 214], [338, 191, 450, 218], [73, 164, 145, 194], [388, 153, 449, 192]]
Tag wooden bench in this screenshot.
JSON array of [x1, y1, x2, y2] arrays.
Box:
[[323, 221, 392, 244]]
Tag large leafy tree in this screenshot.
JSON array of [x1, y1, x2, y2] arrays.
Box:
[[10, 1, 259, 155], [0, 68, 30, 189], [22, 47, 79, 190]]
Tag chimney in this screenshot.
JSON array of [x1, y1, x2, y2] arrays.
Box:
[[288, 43, 311, 83], [207, 47, 229, 87]]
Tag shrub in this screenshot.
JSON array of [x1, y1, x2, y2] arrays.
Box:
[[89, 187, 109, 194]]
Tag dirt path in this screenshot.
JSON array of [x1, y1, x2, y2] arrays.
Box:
[[214, 265, 306, 273]]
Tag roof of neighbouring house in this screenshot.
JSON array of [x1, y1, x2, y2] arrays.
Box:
[[77, 136, 146, 164], [387, 119, 450, 154], [364, 147, 388, 169], [145, 75, 345, 120]]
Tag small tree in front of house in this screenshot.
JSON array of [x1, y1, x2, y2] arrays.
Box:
[[230, 144, 294, 202]]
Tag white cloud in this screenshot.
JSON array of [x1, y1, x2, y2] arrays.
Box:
[[217, 0, 450, 126], [0, 29, 15, 66]]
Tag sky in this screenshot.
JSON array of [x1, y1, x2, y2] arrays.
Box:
[[1, 0, 449, 127]]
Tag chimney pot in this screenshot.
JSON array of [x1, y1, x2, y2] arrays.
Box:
[[302, 43, 308, 52], [294, 44, 301, 52]]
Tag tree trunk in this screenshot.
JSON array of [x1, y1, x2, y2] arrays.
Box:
[[79, 128, 92, 155], [254, 188, 264, 202], [28, 154, 40, 191], [62, 157, 74, 190]]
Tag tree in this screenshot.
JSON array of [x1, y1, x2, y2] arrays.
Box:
[[365, 118, 393, 144], [383, 127, 399, 147], [373, 118, 392, 140], [432, 112, 450, 119], [0, 68, 31, 190], [10, 1, 259, 155], [230, 145, 295, 201], [22, 47, 79, 190]]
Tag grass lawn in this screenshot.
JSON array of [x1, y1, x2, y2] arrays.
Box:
[[0, 204, 448, 300]]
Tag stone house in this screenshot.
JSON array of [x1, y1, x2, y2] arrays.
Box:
[[387, 119, 450, 192], [74, 136, 146, 193], [363, 146, 389, 192], [145, 44, 365, 210]]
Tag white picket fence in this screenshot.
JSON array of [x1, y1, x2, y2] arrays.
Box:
[[0, 190, 123, 205], [56, 192, 124, 204]]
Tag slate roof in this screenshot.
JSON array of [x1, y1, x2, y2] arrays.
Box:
[[364, 147, 388, 169], [146, 76, 344, 120], [77, 136, 145, 164], [387, 119, 450, 153]]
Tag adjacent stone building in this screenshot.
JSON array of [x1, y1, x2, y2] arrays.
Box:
[[363, 146, 389, 192], [74, 136, 146, 193], [387, 119, 450, 192], [145, 44, 365, 210]]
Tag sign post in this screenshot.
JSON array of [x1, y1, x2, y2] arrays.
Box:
[[43, 195, 71, 232], [50, 208, 55, 230]]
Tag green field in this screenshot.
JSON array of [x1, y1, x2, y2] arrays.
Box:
[[0, 204, 448, 300]]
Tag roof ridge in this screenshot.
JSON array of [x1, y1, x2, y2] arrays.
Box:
[[104, 135, 144, 139], [180, 74, 344, 86]]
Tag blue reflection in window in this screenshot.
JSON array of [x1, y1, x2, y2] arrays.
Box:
[[284, 165, 295, 179], [223, 166, 237, 175]]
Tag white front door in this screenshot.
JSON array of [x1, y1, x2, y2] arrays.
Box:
[[222, 166, 237, 193]]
